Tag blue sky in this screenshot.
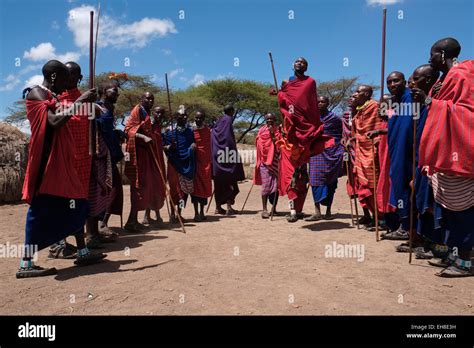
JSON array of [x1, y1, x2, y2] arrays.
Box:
[[0, 0, 473, 120]]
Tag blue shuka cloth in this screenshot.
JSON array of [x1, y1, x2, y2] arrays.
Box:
[[311, 182, 338, 207], [414, 106, 444, 243], [25, 194, 89, 252], [163, 125, 196, 179], [442, 206, 474, 251], [96, 102, 123, 165], [388, 87, 414, 221]]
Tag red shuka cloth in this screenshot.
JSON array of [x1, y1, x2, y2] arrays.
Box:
[[376, 120, 396, 214], [254, 124, 281, 185], [125, 105, 161, 211], [352, 99, 384, 211], [277, 75, 334, 168], [278, 145, 308, 211], [59, 88, 92, 198], [22, 93, 86, 203], [124, 105, 153, 188], [193, 126, 213, 198], [419, 60, 474, 178]]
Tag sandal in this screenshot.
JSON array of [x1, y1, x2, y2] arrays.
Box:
[[287, 214, 298, 223], [380, 227, 409, 240], [16, 265, 57, 279], [436, 264, 473, 278], [48, 242, 77, 259], [304, 214, 323, 222], [428, 258, 452, 268], [261, 211, 270, 219], [74, 252, 107, 266]]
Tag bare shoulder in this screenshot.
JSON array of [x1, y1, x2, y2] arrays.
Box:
[[26, 86, 48, 101]]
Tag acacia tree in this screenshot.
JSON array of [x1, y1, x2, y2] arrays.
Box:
[[3, 75, 376, 142]]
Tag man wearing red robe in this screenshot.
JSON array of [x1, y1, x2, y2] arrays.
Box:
[[143, 106, 167, 226], [366, 94, 398, 233], [415, 37, 474, 277], [124, 92, 161, 232], [350, 85, 384, 227], [192, 110, 213, 221], [254, 112, 281, 219], [17, 60, 105, 278], [271, 57, 333, 222]]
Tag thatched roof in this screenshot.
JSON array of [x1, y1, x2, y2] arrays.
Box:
[[0, 122, 29, 203]]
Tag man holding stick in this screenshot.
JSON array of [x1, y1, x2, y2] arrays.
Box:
[[17, 60, 105, 278], [350, 85, 384, 228], [143, 106, 167, 226], [416, 38, 474, 277], [124, 92, 161, 232], [254, 112, 281, 219], [163, 110, 196, 222], [380, 71, 415, 240], [270, 57, 333, 222]]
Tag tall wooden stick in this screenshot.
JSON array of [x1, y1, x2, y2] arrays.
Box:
[[148, 143, 186, 234], [408, 114, 418, 263], [206, 189, 214, 213], [380, 8, 387, 102], [371, 140, 379, 241], [268, 52, 279, 92], [241, 183, 254, 212], [88, 11, 94, 156], [93, 3, 101, 79], [345, 143, 360, 229], [344, 155, 355, 227], [268, 52, 280, 220], [165, 73, 172, 115]]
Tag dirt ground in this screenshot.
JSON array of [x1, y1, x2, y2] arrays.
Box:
[[0, 177, 473, 315]]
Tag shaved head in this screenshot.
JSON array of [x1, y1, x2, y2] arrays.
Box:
[[412, 64, 440, 94], [359, 85, 373, 98], [388, 71, 405, 80], [432, 37, 461, 59], [41, 60, 69, 93], [414, 64, 439, 79], [65, 61, 82, 89], [387, 71, 406, 97]]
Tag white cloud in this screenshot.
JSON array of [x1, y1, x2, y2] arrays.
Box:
[[0, 76, 21, 91], [23, 42, 80, 63], [188, 74, 205, 87], [367, 0, 403, 5], [0, 64, 42, 92], [168, 68, 184, 78], [23, 75, 44, 89], [67, 5, 177, 51], [161, 48, 172, 56]]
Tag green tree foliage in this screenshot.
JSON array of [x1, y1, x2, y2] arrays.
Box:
[[3, 74, 376, 143]]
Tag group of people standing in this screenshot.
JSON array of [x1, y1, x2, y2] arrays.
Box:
[[254, 37, 473, 278], [15, 36, 472, 280], [16, 59, 244, 278]]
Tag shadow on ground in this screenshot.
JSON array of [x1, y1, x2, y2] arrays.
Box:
[[54, 258, 177, 281]]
